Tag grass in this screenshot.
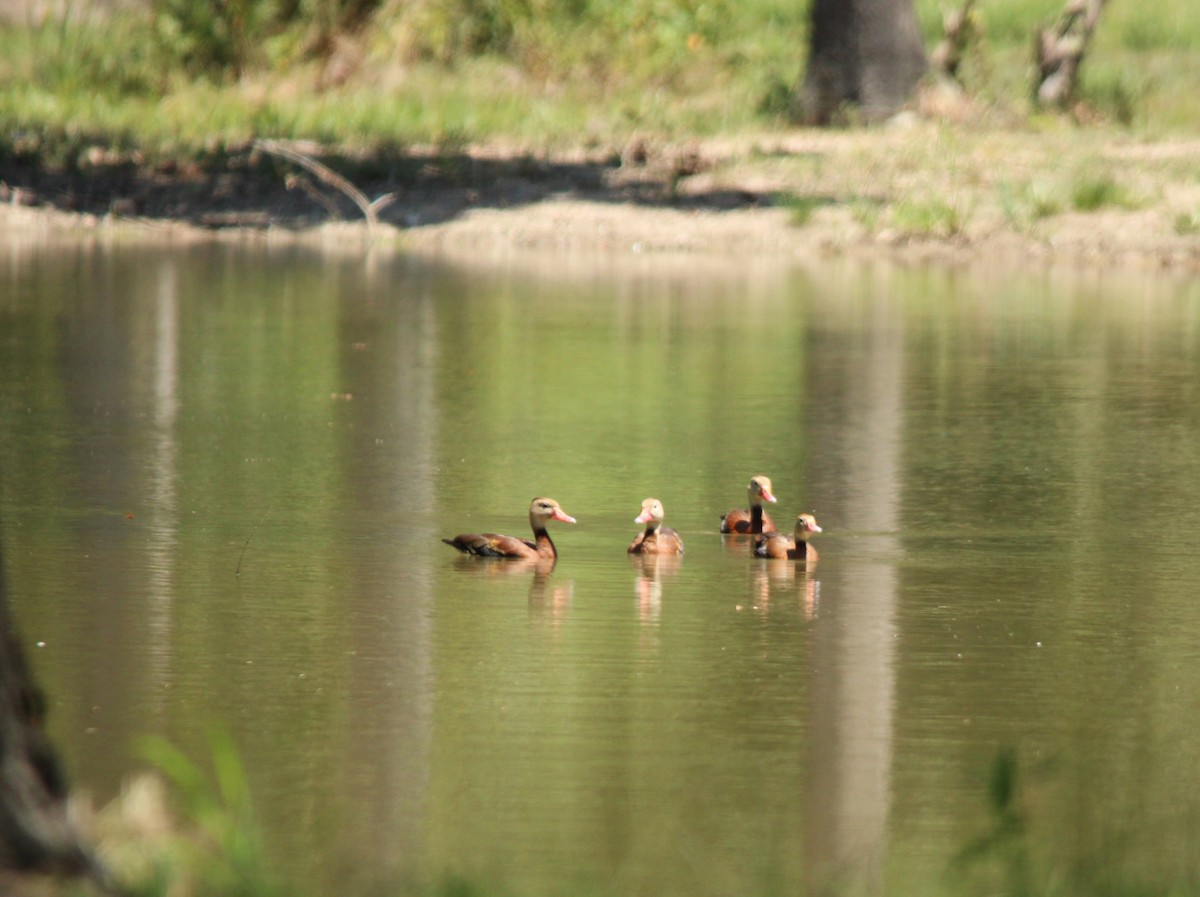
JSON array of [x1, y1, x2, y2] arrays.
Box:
[[1070, 172, 1135, 212], [993, 164, 1141, 231], [775, 191, 837, 227], [891, 196, 971, 238], [1, 0, 1199, 159], [997, 180, 1062, 230], [1175, 212, 1200, 236], [93, 730, 285, 897]]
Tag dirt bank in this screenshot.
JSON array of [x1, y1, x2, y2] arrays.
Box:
[[3, 126, 1199, 269]]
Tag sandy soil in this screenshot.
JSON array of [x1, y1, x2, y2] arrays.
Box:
[[3, 125, 1199, 270]]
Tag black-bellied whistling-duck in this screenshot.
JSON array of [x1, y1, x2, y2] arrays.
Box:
[[754, 513, 821, 562], [443, 497, 576, 560], [628, 498, 685, 556], [720, 475, 778, 534]]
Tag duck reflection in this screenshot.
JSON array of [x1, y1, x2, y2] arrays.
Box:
[[720, 532, 759, 556], [522, 560, 573, 620], [751, 559, 821, 620], [631, 552, 683, 625], [451, 556, 572, 620], [451, 555, 555, 578]]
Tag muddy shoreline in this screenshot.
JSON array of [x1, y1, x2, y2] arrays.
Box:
[[3, 131, 1198, 270]]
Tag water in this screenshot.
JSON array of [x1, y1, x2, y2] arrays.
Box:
[[3, 239, 1200, 896]]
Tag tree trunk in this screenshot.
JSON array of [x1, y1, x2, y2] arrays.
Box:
[[930, 0, 979, 84], [798, 0, 928, 125], [0, 536, 103, 883], [1035, 0, 1107, 109]]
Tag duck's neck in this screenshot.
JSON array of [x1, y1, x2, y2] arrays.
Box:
[[750, 503, 765, 533], [532, 527, 558, 558], [643, 522, 662, 539]]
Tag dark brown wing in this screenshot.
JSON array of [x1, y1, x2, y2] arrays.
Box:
[[720, 508, 750, 533], [722, 509, 777, 534], [442, 533, 539, 559], [654, 527, 685, 555]]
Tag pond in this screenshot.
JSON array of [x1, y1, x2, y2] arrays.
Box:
[[3, 239, 1200, 897]]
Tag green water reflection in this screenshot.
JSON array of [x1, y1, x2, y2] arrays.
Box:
[[3, 241, 1200, 896]]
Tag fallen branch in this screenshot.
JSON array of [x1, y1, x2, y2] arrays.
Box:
[[285, 173, 344, 221], [254, 139, 395, 235]]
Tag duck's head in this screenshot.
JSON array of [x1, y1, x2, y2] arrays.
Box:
[[748, 476, 777, 505], [793, 513, 822, 538], [530, 497, 576, 526], [635, 498, 666, 527]]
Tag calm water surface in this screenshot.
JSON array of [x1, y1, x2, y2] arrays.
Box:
[[3, 240, 1200, 896]]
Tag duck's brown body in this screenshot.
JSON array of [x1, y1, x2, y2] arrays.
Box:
[[721, 505, 777, 535], [754, 513, 821, 561], [628, 528, 685, 555], [444, 530, 557, 560], [628, 498, 684, 556], [721, 476, 778, 534], [443, 498, 576, 560]]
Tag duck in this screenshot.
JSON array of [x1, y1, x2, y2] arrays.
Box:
[[720, 475, 778, 534], [443, 497, 576, 560], [754, 513, 822, 562], [628, 498, 685, 555]]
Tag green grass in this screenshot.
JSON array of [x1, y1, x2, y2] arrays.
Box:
[[1, 0, 1198, 158], [124, 730, 284, 897], [775, 191, 839, 227], [892, 196, 971, 238], [1070, 171, 1137, 211], [852, 197, 884, 233], [992, 165, 1138, 230], [997, 179, 1062, 231], [1175, 211, 1200, 236]]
